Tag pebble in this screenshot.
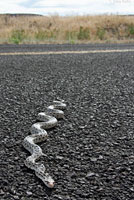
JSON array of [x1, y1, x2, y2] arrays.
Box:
[[26, 191, 33, 196], [90, 157, 98, 162], [86, 172, 95, 177], [56, 155, 64, 160]]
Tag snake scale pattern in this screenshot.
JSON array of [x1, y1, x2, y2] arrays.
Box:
[[23, 100, 66, 188]]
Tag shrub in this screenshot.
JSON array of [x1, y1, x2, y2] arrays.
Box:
[[35, 30, 57, 40], [96, 28, 105, 40], [9, 29, 25, 44], [65, 31, 77, 41], [128, 24, 134, 37], [77, 26, 90, 40], [35, 31, 46, 40]]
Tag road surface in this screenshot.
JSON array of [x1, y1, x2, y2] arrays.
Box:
[[0, 44, 134, 200]]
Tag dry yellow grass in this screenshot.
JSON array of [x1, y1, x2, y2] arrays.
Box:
[[0, 14, 134, 44]]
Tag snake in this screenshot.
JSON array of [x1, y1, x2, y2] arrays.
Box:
[[23, 100, 66, 188]]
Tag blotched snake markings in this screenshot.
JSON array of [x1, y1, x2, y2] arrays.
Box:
[[23, 100, 66, 188]]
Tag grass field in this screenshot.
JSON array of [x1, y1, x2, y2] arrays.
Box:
[[0, 14, 134, 44]]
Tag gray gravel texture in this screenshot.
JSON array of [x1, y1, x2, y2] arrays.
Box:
[[0, 44, 134, 200]]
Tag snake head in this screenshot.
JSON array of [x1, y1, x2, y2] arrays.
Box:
[[44, 173, 55, 188], [35, 171, 55, 188]]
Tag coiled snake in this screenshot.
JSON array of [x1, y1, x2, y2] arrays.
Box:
[[23, 100, 66, 188]]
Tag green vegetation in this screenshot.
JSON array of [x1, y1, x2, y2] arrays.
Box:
[[65, 31, 77, 43], [9, 29, 26, 44], [128, 24, 134, 37], [1, 15, 134, 44], [96, 28, 105, 40], [77, 26, 90, 40], [35, 30, 57, 41]]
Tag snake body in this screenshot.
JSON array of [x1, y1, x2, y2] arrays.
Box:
[[23, 100, 66, 188]]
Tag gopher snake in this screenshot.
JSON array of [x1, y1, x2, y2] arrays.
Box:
[[23, 100, 66, 188]]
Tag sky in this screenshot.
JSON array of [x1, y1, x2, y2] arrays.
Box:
[[0, 0, 134, 16]]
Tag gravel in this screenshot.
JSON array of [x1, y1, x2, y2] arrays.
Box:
[[0, 44, 134, 200]]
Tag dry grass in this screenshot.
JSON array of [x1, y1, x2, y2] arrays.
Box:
[[0, 14, 134, 44]]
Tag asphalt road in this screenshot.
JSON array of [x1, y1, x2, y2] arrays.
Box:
[[0, 44, 134, 200], [0, 43, 134, 53]]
